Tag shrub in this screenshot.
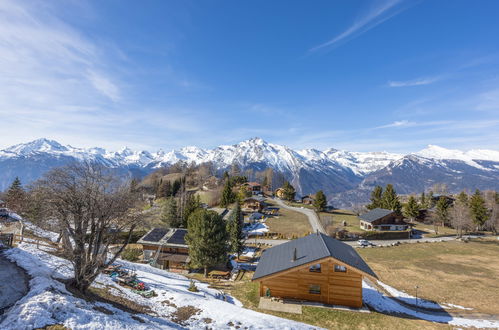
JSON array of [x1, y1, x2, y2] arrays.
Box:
[[121, 248, 143, 262], [188, 280, 199, 292]]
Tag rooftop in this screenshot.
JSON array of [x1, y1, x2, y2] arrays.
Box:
[[137, 228, 188, 247], [359, 208, 394, 223], [252, 233, 377, 280]]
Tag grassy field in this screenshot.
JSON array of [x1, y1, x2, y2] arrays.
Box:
[[320, 209, 364, 233], [265, 204, 312, 238], [189, 272, 449, 330], [358, 238, 499, 314], [411, 221, 458, 237]]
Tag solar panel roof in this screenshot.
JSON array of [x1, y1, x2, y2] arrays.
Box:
[[142, 228, 168, 242], [166, 229, 187, 245]]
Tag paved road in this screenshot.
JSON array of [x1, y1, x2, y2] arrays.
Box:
[[253, 235, 469, 247], [272, 198, 326, 234]]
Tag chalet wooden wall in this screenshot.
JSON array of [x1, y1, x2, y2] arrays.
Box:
[[142, 244, 189, 254], [258, 257, 363, 308]]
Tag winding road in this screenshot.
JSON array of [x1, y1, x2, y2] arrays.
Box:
[[272, 198, 326, 234]]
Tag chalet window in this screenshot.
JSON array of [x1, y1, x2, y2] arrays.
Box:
[[334, 265, 347, 272], [309, 263, 321, 273], [309, 284, 321, 294]]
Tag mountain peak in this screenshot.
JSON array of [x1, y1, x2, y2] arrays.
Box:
[[5, 138, 68, 155]]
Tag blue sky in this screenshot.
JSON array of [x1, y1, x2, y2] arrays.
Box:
[[1, 0, 498, 152]]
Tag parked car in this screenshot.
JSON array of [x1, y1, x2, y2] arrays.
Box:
[[357, 239, 375, 247]]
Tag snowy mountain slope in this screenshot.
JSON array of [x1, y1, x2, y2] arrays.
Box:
[[1, 138, 498, 206]]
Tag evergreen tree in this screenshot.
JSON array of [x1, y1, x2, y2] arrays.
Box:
[[313, 190, 327, 211], [227, 203, 243, 257], [183, 194, 201, 226], [381, 184, 402, 214], [161, 197, 181, 227], [435, 196, 450, 226], [427, 191, 435, 208], [172, 179, 182, 196], [156, 180, 172, 199], [5, 177, 25, 213], [367, 186, 383, 210], [237, 185, 252, 202], [220, 180, 235, 207], [420, 192, 426, 209], [469, 189, 489, 229], [186, 209, 228, 277], [282, 181, 296, 201], [456, 191, 468, 205], [403, 196, 419, 222]]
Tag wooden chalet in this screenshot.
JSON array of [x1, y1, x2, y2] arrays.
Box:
[[300, 194, 315, 205], [242, 196, 267, 212], [243, 182, 262, 195], [359, 208, 409, 231], [252, 233, 377, 308], [274, 188, 285, 199], [137, 228, 189, 272]]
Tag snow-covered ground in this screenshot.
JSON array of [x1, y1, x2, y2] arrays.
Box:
[[0, 241, 315, 329], [376, 281, 472, 311], [243, 223, 269, 236], [363, 281, 499, 328]]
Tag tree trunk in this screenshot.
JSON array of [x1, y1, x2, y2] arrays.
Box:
[[204, 266, 208, 277]]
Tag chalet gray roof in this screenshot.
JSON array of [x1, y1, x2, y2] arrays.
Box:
[[137, 228, 188, 247], [252, 233, 377, 280], [243, 196, 266, 203], [359, 208, 394, 223]]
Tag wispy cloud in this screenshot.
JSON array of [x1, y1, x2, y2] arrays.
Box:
[[375, 120, 415, 128], [309, 0, 408, 52], [388, 76, 441, 87]]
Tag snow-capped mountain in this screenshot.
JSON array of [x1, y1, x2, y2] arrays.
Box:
[[1, 138, 498, 207]]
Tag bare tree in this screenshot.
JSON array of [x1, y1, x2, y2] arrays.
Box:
[[351, 203, 366, 216], [449, 199, 471, 238], [32, 163, 141, 293], [484, 191, 499, 234]]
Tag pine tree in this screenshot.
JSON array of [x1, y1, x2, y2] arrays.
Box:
[[420, 192, 426, 209], [156, 180, 172, 198], [403, 196, 419, 222], [427, 191, 435, 208], [435, 196, 450, 226], [367, 186, 383, 210], [186, 209, 228, 277], [469, 189, 489, 230], [282, 181, 296, 201], [220, 180, 235, 207], [313, 190, 327, 211], [456, 191, 468, 205], [172, 179, 181, 196], [161, 197, 181, 227], [5, 177, 25, 213], [183, 194, 201, 227], [381, 184, 401, 214], [227, 203, 243, 257]]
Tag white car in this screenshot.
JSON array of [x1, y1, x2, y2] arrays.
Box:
[[358, 239, 374, 247]]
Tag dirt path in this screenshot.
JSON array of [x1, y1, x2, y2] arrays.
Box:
[[0, 251, 29, 315]]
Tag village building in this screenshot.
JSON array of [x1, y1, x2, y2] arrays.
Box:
[[137, 228, 189, 272], [274, 188, 285, 199], [359, 208, 409, 231], [252, 233, 377, 308], [242, 182, 262, 195], [300, 194, 315, 205], [249, 212, 265, 223], [242, 196, 267, 212]]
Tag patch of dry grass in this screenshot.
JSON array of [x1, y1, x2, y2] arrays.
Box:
[[266, 208, 312, 238], [320, 209, 363, 233], [358, 238, 499, 314]]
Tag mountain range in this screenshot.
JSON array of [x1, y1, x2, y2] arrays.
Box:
[[1, 138, 498, 207]]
